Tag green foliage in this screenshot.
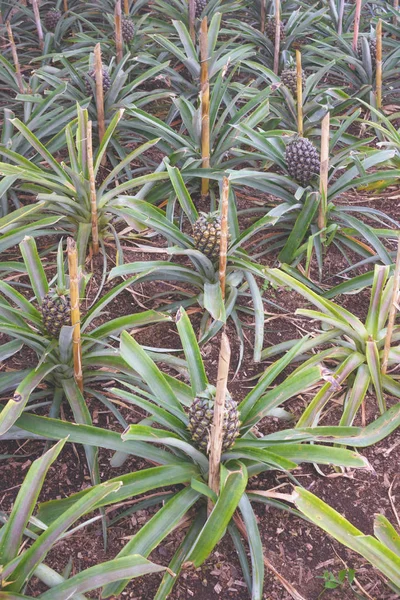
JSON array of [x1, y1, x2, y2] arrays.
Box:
[[0, 236, 170, 438], [264, 265, 400, 426], [0, 105, 167, 263], [0, 440, 165, 596], [6, 309, 378, 599]]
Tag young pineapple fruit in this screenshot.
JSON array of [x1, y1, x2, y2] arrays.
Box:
[[357, 37, 377, 62], [265, 17, 286, 44], [281, 67, 306, 96], [41, 289, 71, 338], [45, 8, 62, 30], [195, 0, 207, 18], [85, 68, 112, 97], [188, 387, 240, 453], [192, 212, 222, 262], [292, 36, 308, 51], [285, 137, 320, 187], [121, 16, 134, 42]]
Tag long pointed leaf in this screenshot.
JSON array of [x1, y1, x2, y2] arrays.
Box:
[[187, 464, 248, 567], [6, 482, 123, 591], [102, 487, 200, 597], [0, 440, 66, 565], [38, 555, 165, 599]]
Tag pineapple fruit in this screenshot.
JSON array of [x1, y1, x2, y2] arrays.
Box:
[[292, 36, 308, 51], [188, 388, 240, 453], [192, 212, 222, 262], [45, 8, 62, 30], [265, 17, 286, 44], [121, 16, 134, 42], [285, 137, 320, 187], [41, 289, 71, 338], [85, 68, 112, 97], [195, 0, 207, 18], [281, 68, 306, 96]]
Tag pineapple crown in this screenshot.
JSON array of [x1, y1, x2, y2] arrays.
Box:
[[57, 239, 68, 291], [53, 285, 69, 297], [197, 211, 221, 222], [286, 134, 312, 146], [196, 384, 217, 404], [283, 56, 296, 70], [196, 384, 233, 406]]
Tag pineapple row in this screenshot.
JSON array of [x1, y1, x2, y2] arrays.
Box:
[[45, 7, 134, 42]]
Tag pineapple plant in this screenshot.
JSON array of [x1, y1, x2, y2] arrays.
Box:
[[0, 439, 164, 596], [188, 387, 240, 453], [265, 17, 286, 44], [192, 212, 222, 262], [0, 106, 169, 265], [81, 309, 372, 599], [121, 15, 134, 42], [195, 0, 207, 18], [40, 288, 71, 338], [85, 68, 112, 96], [108, 166, 284, 364], [285, 137, 320, 186], [9, 310, 374, 600], [44, 7, 62, 30], [267, 265, 400, 426], [0, 235, 170, 437]]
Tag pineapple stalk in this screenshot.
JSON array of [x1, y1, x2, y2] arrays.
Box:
[[376, 19, 382, 109], [219, 177, 229, 300], [273, 0, 281, 74], [352, 0, 362, 52], [115, 0, 123, 63], [67, 238, 83, 392], [31, 0, 44, 50], [382, 237, 400, 375], [318, 112, 330, 234], [208, 332, 231, 500], [188, 0, 196, 43], [6, 21, 24, 93], [124, 0, 129, 15], [296, 50, 303, 136], [63, 0, 68, 12], [200, 17, 210, 197], [208, 177, 230, 503], [87, 121, 99, 256], [260, 0, 266, 33], [94, 43, 105, 147]]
